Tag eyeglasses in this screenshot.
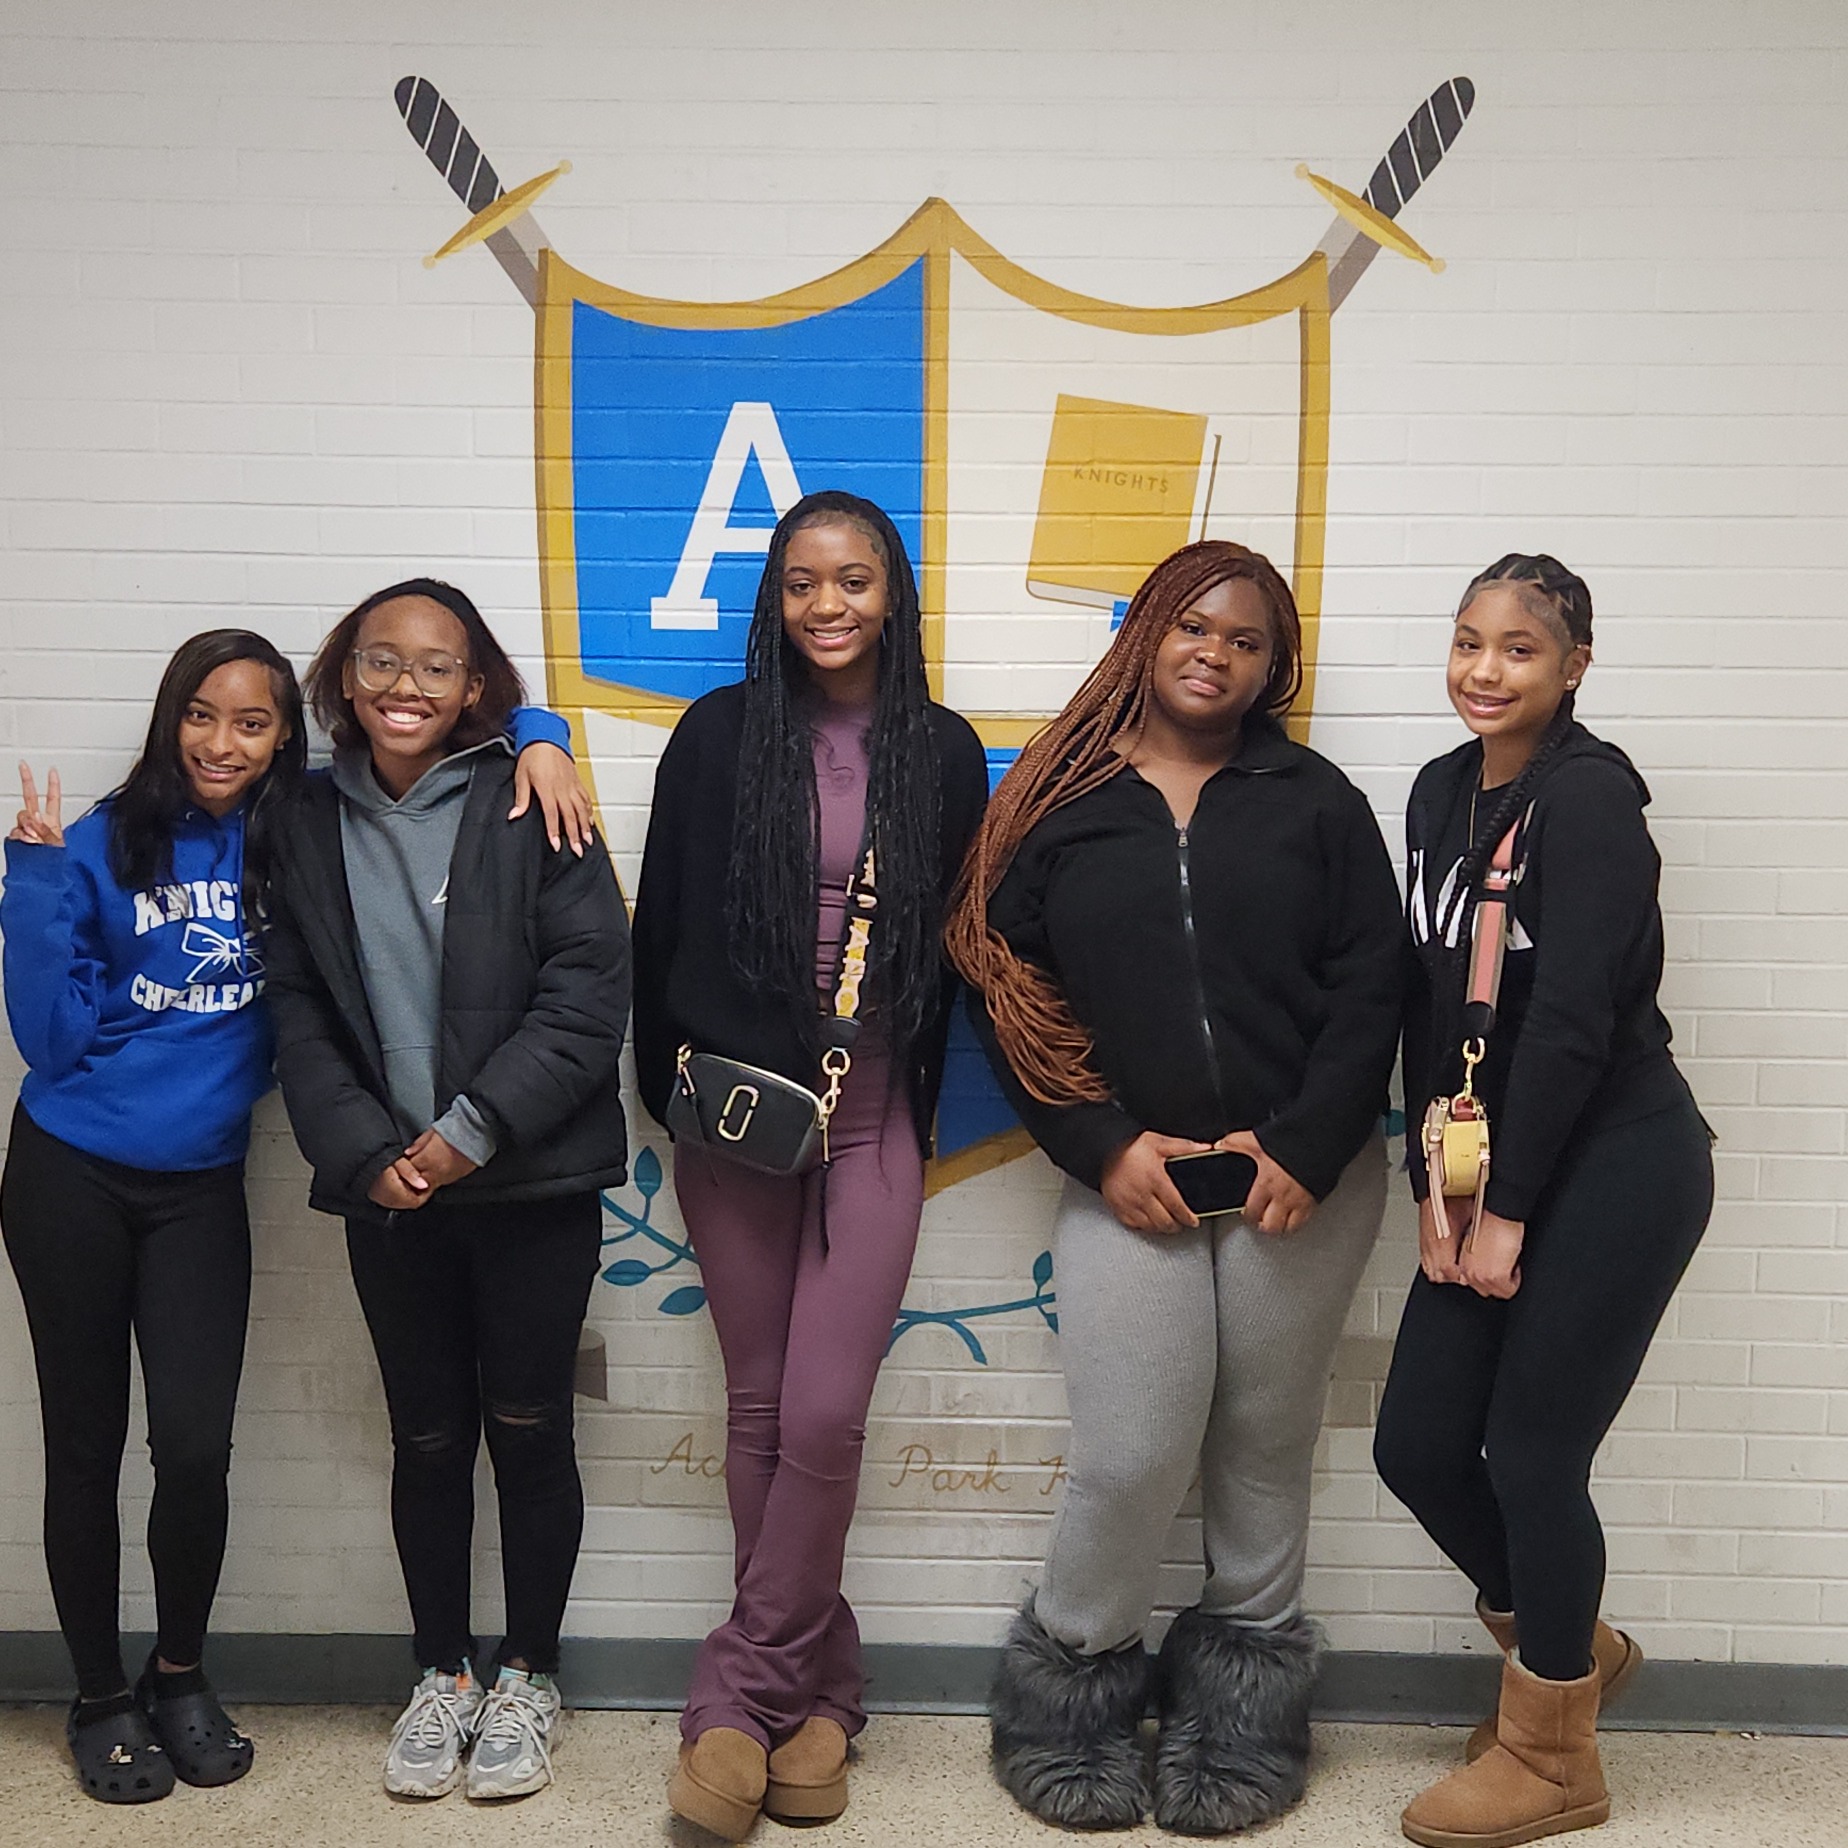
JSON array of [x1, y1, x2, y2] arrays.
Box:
[[350, 648, 471, 697]]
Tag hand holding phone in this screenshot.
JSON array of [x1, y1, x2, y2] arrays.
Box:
[[1163, 1149, 1259, 1218]]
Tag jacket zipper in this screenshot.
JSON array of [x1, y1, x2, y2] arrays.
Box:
[[1175, 823, 1230, 1120]]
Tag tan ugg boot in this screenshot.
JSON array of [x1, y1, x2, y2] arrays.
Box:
[[764, 1715, 849, 1822], [1464, 1604, 1640, 1763], [668, 1727, 767, 1842], [1402, 1653, 1609, 1848]]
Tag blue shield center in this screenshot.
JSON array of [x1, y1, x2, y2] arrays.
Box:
[[570, 261, 926, 704]]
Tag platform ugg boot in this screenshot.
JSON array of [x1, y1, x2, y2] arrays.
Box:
[[1464, 1602, 1640, 1763], [764, 1716, 849, 1823], [1152, 1608, 1321, 1835], [668, 1727, 768, 1842], [988, 1600, 1151, 1829], [1402, 1652, 1609, 1848]]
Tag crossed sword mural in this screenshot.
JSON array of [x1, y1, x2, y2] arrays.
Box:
[[393, 73, 1473, 312]]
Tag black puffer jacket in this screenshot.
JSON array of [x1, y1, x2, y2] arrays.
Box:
[[975, 713, 1403, 1199], [266, 754, 630, 1218]]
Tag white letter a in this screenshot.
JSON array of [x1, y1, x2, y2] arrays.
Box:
[[649, 402, 804, 630]]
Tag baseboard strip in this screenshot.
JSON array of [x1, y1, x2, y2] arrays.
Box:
[[2, 1633, 1843, 1735]]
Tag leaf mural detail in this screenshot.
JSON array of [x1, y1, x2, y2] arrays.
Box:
[[595, 1155, 700, 1314], [594, 1158, 1059, 1361], [885, 1251, 1058, 1361]]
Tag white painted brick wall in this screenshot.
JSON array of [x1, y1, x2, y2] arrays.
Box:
[[1, 0, 1844, 1668]]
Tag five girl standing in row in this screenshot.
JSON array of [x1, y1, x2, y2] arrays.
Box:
[[3, 522, 1706, 1848]]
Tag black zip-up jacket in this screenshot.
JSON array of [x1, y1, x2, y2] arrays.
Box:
[[974, 713, 1403, 1199], [631, 680, 989, 1155], [265, 753, 631, 1219], [1403, 723, 1690, 1221]]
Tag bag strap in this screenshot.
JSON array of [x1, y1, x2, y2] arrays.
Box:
[[824, 831, 878, 1046], [814, 821, 879, 1162], [1460, 813, 1525, 1046]]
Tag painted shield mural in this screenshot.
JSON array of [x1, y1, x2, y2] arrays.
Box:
[[394, 75, 1474, 1195]]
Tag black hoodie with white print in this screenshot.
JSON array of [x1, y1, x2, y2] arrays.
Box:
[[1403, 721, 1694, 1221]]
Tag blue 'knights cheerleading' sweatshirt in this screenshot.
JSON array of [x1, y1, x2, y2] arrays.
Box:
[[1, 801, 272, 1171]]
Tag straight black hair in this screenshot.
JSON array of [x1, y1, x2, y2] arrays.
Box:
[[302, 576, 525, 755], [107, 629, 307, 907], [725, 491, 944, 1059]]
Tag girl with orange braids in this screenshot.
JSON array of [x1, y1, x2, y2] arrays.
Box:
[[948, 540, 1402, 1834]]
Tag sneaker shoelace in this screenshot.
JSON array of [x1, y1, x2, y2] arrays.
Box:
[[397, 1683, 474, 1756], [474, 1682, 553, 1775]]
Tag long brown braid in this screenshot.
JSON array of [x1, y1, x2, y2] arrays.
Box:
[[945, 540, 1303, 1106]]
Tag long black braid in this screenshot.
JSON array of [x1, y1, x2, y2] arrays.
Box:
[[1431, 553, 1594, 1076], [725, 490, 944, 1060]]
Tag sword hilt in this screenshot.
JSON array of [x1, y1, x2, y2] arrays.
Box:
[[395, 76, 547, 307], [395, 75, 504, 215], [1318, 76, 1475, 310]]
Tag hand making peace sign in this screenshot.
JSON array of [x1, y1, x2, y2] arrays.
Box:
[[11, 762, 64, 848]]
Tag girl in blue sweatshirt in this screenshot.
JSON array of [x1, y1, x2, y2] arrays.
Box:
[[1, 629, 587, 1805]]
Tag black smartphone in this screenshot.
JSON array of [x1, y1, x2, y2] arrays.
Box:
[[1164, 1149, 1259, 1218]]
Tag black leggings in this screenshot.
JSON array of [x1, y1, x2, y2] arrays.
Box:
[[1, 1106, 251, 1701], [344, 1191, 601, 1677], [1374, 1095, 1712, 1682]]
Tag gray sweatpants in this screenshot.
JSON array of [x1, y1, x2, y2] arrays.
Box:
[[1035, 1138, 1387, 1655]]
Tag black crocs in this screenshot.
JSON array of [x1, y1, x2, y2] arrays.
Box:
[[135, 1658, 255, 1787], [66, 1693, 176, 1804]]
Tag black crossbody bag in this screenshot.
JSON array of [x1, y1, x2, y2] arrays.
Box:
[[666, 834, 878, 1178]]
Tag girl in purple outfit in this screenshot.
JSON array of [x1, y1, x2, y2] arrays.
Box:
[[631, 492, 986, 1840]]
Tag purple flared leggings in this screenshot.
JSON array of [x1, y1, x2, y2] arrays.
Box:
[[674, 1051, 922, 1749]]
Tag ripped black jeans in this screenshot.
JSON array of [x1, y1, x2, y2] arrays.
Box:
[[344, 1191, 601, 1676]]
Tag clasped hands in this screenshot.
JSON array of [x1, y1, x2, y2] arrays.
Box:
[[1100, 1128, 1315, 1237], [367, 1129, 478, 1212], [1419, 1192, 1524, 1298]]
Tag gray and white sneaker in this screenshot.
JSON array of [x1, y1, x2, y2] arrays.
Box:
[[466, 1666, 563, 1801], [383, 1666, 483, 1799]]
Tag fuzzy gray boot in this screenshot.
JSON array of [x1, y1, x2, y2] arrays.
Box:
[[989, 1601, 1151, 1830], [1153, 1608, 1321, 1835]]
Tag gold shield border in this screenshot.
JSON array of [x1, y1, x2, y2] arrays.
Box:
[[532, 196, 1332, 755]]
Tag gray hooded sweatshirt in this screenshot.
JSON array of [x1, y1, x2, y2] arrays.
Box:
[[331, 738, 509, 1167]]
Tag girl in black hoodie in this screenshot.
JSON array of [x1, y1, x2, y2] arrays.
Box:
[[949, 541, 1402, 1835], [1376, 556, 1712, 1848]]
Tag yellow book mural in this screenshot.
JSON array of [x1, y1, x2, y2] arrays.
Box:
[[1026, 393, 1211, 608]]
